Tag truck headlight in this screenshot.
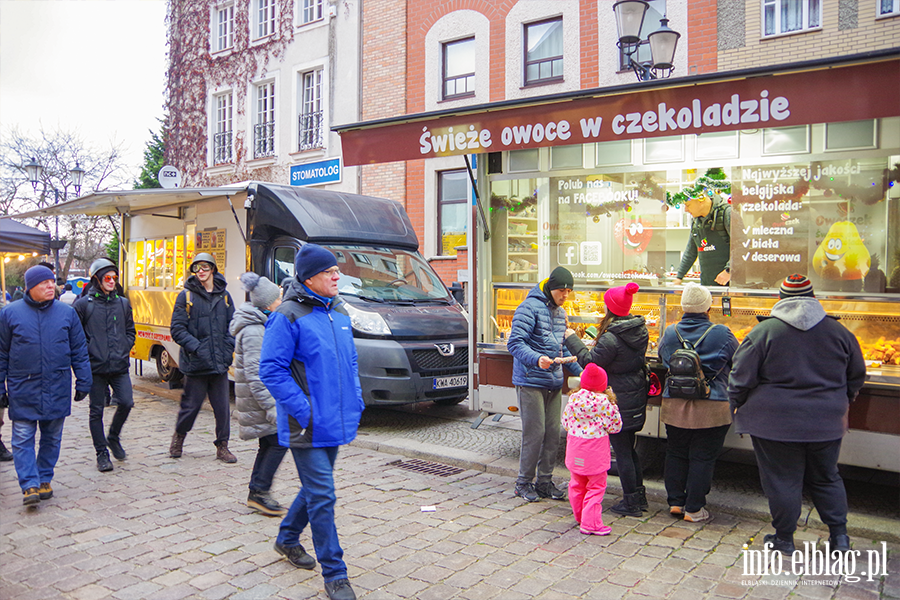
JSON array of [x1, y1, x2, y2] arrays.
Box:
[[344, 303, 391, 335]]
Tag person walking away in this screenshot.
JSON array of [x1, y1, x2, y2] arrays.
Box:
[[728, 274, 866, 555], [0, 265, 91, 504], [259, 243, 364, 600], [565, 282, 649, 517], [232, 272, 288, 517], [563, 363, 622, 536], [74, 259, 136, 472], [168, 253, 237, 462], [60, 283, 78, 305], [658, 283, 738, 523], [507, 266, 582, 503]]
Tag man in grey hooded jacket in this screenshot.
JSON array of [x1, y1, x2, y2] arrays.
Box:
[[728, 274, 866, 556]]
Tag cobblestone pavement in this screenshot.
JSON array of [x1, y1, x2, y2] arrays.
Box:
[[1, 386, 898, 599]]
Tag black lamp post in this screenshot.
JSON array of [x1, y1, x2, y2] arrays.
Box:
[[24, 157, 85, 277], [613, 0, 681, 81]]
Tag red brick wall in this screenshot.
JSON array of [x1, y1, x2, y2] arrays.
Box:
[[580, 0, 599, 89], [688, 0, 718, 75]]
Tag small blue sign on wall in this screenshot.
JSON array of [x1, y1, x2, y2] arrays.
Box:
[[290, 158, 342, 187]]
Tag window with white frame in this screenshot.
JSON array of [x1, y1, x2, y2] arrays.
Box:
[[215, 4, 234, 52], [301, 0, 323, 24], [438, 170, 468, 256], [442, 37, 475, 100], [254, 82, 275, 159], [524, 17, 563, 85], [879, 0, 900, 16], [256, 0, 276, 38], [763, 0, 821, 36], [213, 93, 233, 165], [298, 69, 324, 151]]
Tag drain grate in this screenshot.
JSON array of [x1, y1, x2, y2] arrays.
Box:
[[388, 459, 464, 477]]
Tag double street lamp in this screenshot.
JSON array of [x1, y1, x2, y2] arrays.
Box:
[[613, 0, 681, 81], [23, 157, 85, 277]]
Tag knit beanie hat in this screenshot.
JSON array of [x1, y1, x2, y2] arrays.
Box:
[[579, 363, 608, 393], [604, 282, 640, 316], [240, 272, 281, 309], [542, 266, 574, 299], [295, 244, 338, 283], [25, 265, 55, 292], [780, 274, 815, 298], [681, 282, 712, 313]]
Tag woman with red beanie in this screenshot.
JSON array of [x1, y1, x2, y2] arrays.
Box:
[[565, 282, 649, 517]]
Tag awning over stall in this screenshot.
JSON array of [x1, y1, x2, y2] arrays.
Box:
[[0, 219, 51, 255], [334, 50, 900, 166]]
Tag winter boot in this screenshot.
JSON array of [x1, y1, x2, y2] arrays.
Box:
[[609, 492, 643, 517], [97, 450, 114, 472], [215, 441, 237, 463], [169, 432, 186, 458], [635, 485, 649, 511], [107, 433, 126, 461]]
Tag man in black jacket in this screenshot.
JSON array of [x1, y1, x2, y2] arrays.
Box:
[[74, 259, 136, 472], [169, 253, 236, 462], [728, 274, 866, 555]]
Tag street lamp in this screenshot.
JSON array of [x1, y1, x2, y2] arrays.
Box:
[[613, 0, 681, 81], [23, 157, 85, 277]]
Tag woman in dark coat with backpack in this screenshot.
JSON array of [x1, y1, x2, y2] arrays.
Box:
[[565, 282, 649, 517], [658, 283, 738, 523]]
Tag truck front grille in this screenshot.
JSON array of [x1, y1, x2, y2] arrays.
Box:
[[411, 347, 468, 371]]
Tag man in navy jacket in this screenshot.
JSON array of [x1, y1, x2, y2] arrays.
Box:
[[260, 244, 364, 600], [728, 274, 866, 555], [0, 265, 92, 505]]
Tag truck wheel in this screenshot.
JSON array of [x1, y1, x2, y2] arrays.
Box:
[[433, 396, 466, 406], [156, 349, 183, 384]]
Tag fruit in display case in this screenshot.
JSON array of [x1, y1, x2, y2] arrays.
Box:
[[861, 337, 900, 365]]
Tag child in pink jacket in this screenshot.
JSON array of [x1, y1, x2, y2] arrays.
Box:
[[563, 363, 623, 535]]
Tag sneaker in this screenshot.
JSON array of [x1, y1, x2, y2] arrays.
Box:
[[274, 541, 316, 570], [763, 534, 796, 555], [38, 482, 53, 500], [0, 440, 12, 462], [248, 491, 287, 517], [324, 578, 357, 600], [514, 482, 539, 502], [829, 534, 851, 553], [23, 487, 40, 505], [669, 506, 684, 517], [683, 507, 711, 523], [107, 437, 126, 461], [580, 525, 612, 536], [535, 481, 567, 500], [97, 451, 113, 472]]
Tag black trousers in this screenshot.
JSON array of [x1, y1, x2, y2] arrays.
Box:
[[175, 373, 230, 445], [751, 436, 848, 538], [609, 430, 643, 495], [89, 373, 134, 454], [664, 424, 729, 513]]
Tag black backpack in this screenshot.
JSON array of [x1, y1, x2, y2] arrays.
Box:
[[667, 325, 716, 400]]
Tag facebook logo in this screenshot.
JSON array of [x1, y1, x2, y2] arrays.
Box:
[[558, 243, 578, 265]]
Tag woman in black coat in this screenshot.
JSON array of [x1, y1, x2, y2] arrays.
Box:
[[566, 282, 649, 517]]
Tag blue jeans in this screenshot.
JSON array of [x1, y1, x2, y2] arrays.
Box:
[[11, 418, 66, 491], [277, 446, 346, 582], [249, 433, 288, 493]]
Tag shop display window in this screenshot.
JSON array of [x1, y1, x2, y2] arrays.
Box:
[[126, 235, 188, 291]]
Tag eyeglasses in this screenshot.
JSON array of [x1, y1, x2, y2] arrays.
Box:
[[191, 263, 213, 273], [102, 273, 119, 283], [320, 267, 341, 276]]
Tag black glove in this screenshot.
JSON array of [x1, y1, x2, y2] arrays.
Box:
[[0, 392, 8, 408], [74, 390, 88, 402]]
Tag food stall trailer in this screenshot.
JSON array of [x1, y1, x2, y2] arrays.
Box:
[[336, 50, 900, 472]]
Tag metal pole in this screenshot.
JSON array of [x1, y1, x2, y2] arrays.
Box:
[[54, 189, 61, 276]]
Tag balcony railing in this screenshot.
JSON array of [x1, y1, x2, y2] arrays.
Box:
[[298, 110, 324, 151], [254, 121, 275, 158], [213, 131, 233, 165]]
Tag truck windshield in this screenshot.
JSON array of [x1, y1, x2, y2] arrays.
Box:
[[323, 245, 453, 302]]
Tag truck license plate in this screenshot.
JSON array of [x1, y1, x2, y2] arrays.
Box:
[[433, 375, 467, 390]]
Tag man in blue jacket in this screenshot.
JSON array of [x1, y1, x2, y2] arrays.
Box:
[[729, 274, 866, 556], [260, 243, 364, 600], [0, 265, 92, 505]]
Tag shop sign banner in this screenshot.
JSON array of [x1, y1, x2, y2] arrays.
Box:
[[338, 60, 899, 166], [291, 158, 341, 186]]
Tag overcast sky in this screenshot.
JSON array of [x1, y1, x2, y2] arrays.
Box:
[[0, 0, 168, 180]]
